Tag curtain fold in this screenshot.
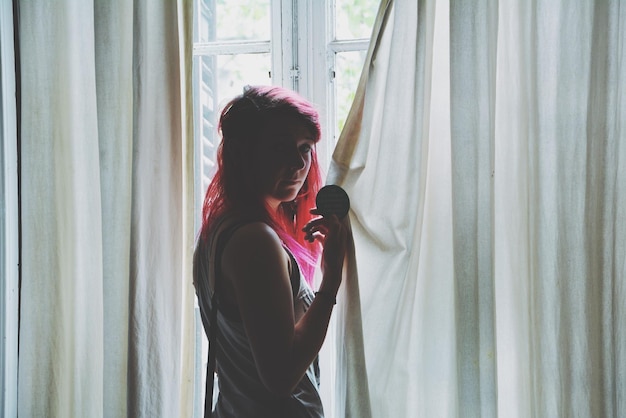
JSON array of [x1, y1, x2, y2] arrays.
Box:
[[494, 1, 626, 417], [449, 1, 498, 416], [18, 0, 194, 417], [328, 0, 454, 416], [94, 1, 134, 415], [329, 0, 625, 416], [127, 1, 189, 416], [18, 2, 104, 416]]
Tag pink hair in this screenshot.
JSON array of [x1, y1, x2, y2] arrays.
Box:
[[199, 86, 323, 284]]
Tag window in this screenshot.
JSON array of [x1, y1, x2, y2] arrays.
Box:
[[191, 0, 378, 414]]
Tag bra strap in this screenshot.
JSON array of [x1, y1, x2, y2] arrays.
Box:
[[204, 217, 245, 417]]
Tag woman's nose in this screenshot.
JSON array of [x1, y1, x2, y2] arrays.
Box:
[[288, 148, 306, 170]]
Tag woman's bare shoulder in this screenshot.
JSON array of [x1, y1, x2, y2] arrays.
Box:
[[224, 222, 282, 250], [221, 222, 289, 278]]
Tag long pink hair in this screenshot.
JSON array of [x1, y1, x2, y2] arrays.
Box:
[[199, 86, 323, 284]]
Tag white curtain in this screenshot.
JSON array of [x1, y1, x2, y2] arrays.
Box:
[[329, 0, 625, 417], [17, 1, 195, 417]]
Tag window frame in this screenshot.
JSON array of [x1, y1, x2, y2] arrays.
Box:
[[190, 1, 374, 415], [192, 0, 373, 176]]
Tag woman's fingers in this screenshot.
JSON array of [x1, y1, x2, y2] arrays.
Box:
[[303, 221, 328, 243], [304, 231, 324, 243], [302, 211, 347, 274], [302, 213, 341, 241]]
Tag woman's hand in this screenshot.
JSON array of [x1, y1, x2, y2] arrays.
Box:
[[302, 210, 349, 287]]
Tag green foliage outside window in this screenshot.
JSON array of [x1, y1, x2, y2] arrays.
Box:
[[216, 0, 271, 40], [336, 0, 378, 40]]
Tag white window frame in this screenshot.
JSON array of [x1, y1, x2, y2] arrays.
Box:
[[288, 0, 372, 168], [0, 0, 19, 417], [192, 0, 372, 176], [191, 1, 374, 415]]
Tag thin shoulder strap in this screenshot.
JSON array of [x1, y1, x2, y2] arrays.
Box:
[[204, 217, 245, 418]]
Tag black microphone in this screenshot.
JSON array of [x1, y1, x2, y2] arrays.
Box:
[[315, 185, 350, 219]]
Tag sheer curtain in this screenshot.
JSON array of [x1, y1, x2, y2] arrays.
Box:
[[328, 0, 625, 417], [17, 1, 195, 417]]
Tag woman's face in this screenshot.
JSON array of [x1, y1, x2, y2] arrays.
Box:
[[254, 118, 316, 211]]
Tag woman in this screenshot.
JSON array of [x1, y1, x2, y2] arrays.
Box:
[[193, 85, 348, 417]]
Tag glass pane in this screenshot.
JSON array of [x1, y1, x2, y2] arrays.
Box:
[[195, 0, 215, 42], [215, 0, 271, 41], [193, 53, 271, 202], [335, 50, 367, 139], [335, 0, 378, 40], [196, 0, 270, 42], [216, 53, 272, 108]]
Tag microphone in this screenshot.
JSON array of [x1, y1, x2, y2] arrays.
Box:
[[315, 185, 350, 219]]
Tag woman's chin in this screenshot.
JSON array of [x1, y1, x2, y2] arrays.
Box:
[[268, 190, 300, 205]]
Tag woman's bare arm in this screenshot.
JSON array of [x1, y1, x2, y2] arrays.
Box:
[[221, 218, 345, 396]]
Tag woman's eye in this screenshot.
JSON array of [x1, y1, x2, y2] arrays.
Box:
[[300, 144, 312, 153]]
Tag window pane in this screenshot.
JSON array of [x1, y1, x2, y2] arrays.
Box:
[[335, 50, 367, 139], [195, 0, 216, 42], [196, 0, 270, 42], [193, 53, 271, 199], [216, 54, 272, 107], [335, 0, 378, 40], [216, 0, 271, 41]]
